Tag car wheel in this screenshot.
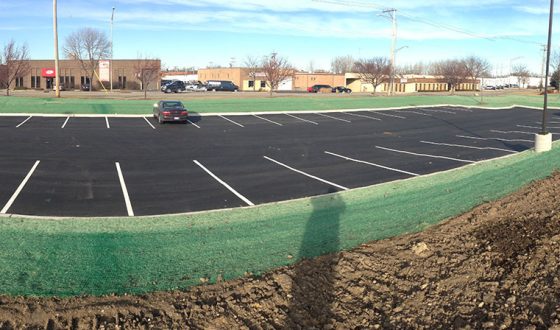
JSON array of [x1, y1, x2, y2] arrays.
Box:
[[158, 115, 164, 124], [166, 88, 171, 93]]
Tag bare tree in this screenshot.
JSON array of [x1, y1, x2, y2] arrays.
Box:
[[261, 52, 293, 97], [511, 64, 531, 88], [398, 61, 429, 75], [331, 55, 354, 74], [64, 28, 111, 91], [353, 57, 390, 95], [463, 56, 491, 93], [134, 55, 161, 99], [1, 40, 30, 96], [244, 56, 260, 91], [431, 60, 469, 94]]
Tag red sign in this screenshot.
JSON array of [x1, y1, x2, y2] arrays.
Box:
[[41, 68, 56, 78]]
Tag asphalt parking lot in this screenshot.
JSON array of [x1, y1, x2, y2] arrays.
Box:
[[0, 106, 557, 217]]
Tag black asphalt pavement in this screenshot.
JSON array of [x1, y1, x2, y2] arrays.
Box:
[[0, 106, 557, 217]]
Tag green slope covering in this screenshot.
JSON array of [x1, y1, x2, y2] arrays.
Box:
[[0, 94, 559, 115], [0, 143, 559, 297]]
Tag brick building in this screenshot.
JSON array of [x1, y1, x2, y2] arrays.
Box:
[[10, 59, 160, 91]]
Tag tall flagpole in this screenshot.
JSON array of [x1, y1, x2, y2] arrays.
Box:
[[53, 0, 61, 98]]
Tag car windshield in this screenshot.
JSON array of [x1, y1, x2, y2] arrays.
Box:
[[162, 102, 183, 109]]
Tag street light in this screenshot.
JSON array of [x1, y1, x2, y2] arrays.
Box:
[[535, 0, 554, 153], [110, 7, 115, 92], [53, 0, 60, 98]]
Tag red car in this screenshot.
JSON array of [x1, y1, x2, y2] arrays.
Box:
[[152, 100, 188, 124]]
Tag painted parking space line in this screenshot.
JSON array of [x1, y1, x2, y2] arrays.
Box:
[[344, 112, 382, 121], [61, 116, 70, 128], [253, 114, 283, 126], [143, 116, 156, 129], [115, 162, 134, 216], [315, 113, 352, 123], [375, 145, 475, 163], [394, 110, 432, 117], [370, 111, 406, 119], [324, 151, 419, 177], [264, 156, 348, 190], [105, 116, 110, 129], [420, 140, 517, 153], [491, 129, 534, 135], [1, 160, 40, 214], [420, 109, 457, 114], [285, 113, 319, 125], [16, 116, 32, 128], [344, 112, 381, 121], [456, 135, 533, 143], [193, 160, 254, 206], [518, 124, 560, 129], [187, 119, 201, 128], [219, 115, 245, 128]]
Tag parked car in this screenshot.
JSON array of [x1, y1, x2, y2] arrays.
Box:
[[333, 86, 352, 93], [307, 84, 333, 93], [483, 85, 496, 90], [153, 100, 188, 124], [206, 80, 239, 92], [81, 83, 91, 91], [161, 80, 186, 93], [52, 83, 66, 91], [185, 83, 207, 92]]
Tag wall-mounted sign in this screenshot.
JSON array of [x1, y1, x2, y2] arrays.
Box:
[[41, 68, 56, 78]]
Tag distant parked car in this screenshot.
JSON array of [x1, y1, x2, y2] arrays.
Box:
[[162, 81, 186, 93], [52, 83, 66, 91], [483, 85, 496, 90], [307, 84, 333, 93], [185, 83, 207, 92], [333, 86, 352, 93], [206, 80, 239, 92], [153, 100, 188, 124], [81, 83, 91, 91]]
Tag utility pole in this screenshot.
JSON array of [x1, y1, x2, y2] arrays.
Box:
[[53, 0, 60, 98], [110, 7, 115, 92], [381, 9, 397, 96], [540, 44, 547, 91]]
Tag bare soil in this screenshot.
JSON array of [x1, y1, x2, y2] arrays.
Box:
[[1, 172, 560, 329]]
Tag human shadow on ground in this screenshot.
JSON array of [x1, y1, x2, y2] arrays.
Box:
[[287, 187, 346, 328]]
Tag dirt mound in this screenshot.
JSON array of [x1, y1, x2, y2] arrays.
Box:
[[1, 173, 560, 329]]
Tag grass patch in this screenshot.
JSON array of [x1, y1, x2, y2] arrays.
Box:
[[0, 143, 559, 297], [1, 94, 559, 115]]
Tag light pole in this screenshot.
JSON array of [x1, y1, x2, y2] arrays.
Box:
[[380, 8, 397, 96], [53, 0, 60, 98], [110, 7, 115, 92], [535, 0, 554, 153]]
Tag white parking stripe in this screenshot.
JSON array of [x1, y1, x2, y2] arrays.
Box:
[[61, 116, 70, 128], [370, 111, 406, 119], [143, 117, 156, 129], [253, 114, 283, 126], [105, 116, 110, 129], [193, 160, 254, 206], [420, 140, 517, 153], [518, 124, 560, 129], [395, 110, 432, 117], [344, 112, 382, 121], [264, 156, 348, 190], [187, 119, 201, 128], [315, 113, 352, 123], [285, 113, 319, 125], [16, 116, 32, 128], [491, 129, 534, 135], [456, 135, 533, 143], [375, 146, 475, 163], [420, 109, 457, 114], [115, 162, 134, 216], [1, 160, 40, 214], [219, 115, 244, 127], [324, 151, 419, 176]]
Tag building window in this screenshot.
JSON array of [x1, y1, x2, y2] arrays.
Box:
[[15, 77, 24, 88], [118, 76, 127, 89], [260, 81, 266, 88], [31, 76, 41, 88], [248, 80, 254, 88]]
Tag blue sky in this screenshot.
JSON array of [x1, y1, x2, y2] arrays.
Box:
[[0, 0, 556, 74]]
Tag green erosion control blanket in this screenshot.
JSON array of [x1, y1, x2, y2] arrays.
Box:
[[0, 143, 559, 297], [1, 94, 559, 114]]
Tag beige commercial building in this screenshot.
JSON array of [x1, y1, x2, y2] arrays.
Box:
[[8, 59, 160, 91]]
